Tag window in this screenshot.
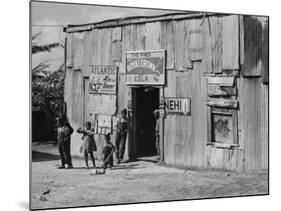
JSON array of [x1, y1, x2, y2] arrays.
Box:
[[207, 107, 238, 147]]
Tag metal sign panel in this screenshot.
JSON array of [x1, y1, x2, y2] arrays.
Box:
[[165, 97, 191, 115], [89, 65, 117, 94], [125, 50, 165, 85]]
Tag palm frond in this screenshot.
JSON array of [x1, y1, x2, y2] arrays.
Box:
[[32, 43, 60, 54]]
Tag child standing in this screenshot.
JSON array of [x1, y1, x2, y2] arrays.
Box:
[[115, 109, 128, 164], [102, 133, 115, 169], [77, 122, 97, 169]]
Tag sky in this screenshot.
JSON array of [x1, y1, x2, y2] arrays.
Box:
[[31, 1, 180, 72]]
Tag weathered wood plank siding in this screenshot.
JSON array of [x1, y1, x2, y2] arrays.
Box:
[[162, 18, 208, 168], [241, 16, 268, 77], [121, 24, 134, 160], [160, 21, 175, 70], [261, 19, 269, 83], [222, 15, 240, 70], [237, 16, 269, 170], [64, 32, 83, 155], [190, 62, 208, 168], [174, 20, 186, 71], [210, 16, 223, 73], [237, 77, 268, 170], [64, 13, 268, 171]]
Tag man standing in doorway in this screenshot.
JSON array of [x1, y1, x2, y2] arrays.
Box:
[[115, 109, 129, 164], [154, 110, 160, 157]]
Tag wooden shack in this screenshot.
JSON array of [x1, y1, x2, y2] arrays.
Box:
[[63, 12, 269, 171]]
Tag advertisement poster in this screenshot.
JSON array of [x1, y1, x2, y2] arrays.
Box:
[[125, 50, 165, 85], [88, 94, 116, 115], [89, 65, 117, 94], [165, 97, 191, 115], [96, 114, 112, 134]]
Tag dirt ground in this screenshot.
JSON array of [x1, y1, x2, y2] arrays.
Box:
[[31, 142, 268, 210]]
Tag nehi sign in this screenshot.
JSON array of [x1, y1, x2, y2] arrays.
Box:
[[89, 65, 117, 94], [125, 50, 165, 85], [165, 97, 191, 115]]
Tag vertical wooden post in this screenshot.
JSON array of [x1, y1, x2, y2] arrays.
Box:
[[127, 87, 135, 160], [159, 87, 165, 162], [63, 37, 68, 118], [64, 37, 67, 73], [82, 78, 86, 128]]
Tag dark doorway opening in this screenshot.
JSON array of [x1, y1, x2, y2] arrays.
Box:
[[133, 87, 159, 157]]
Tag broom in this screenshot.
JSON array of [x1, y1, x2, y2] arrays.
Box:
[[90, 148, 115, 175]]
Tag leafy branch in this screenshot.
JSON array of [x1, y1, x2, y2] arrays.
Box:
[[32, 31, 65, 117]]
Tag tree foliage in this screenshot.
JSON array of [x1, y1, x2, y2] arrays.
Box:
[[32, 43, 61, 54], [32, 32, 65, 118], [32, 31, 62, 54]]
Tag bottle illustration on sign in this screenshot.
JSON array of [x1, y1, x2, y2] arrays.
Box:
[[89, 66, 117, 94], [89, 78, 102, 92]]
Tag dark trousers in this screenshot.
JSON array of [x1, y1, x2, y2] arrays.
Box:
[[115, 132, 127, 160], [155, 134, 160, 155], [58, 141, 73, 167]]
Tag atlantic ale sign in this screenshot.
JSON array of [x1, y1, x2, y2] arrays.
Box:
[[165, 97, 191, 115], [89, 65, 117, 94], [125, 50, 165, 85]]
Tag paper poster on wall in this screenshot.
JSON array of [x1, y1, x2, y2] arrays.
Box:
[[89, 65, 117, 94], [96, 114, 112, 134], [88, 94, 116, 115]]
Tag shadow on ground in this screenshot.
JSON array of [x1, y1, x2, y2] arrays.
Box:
[[110, 165, 144, 170], [137, 156, 159, 163], [32, 151, 60, 162], [72, 163, 144, 170]]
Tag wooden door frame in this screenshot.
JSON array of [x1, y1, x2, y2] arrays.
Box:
[[128, 86, 164, 161], [82, 77, 88, 130]]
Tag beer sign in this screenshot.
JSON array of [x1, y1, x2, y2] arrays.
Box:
[[89, 65, 117, 94], [165, 98, 191, 115], [125, 50, 165, 85]]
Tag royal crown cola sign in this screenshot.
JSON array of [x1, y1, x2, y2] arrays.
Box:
[[125, 50, 165, 85]]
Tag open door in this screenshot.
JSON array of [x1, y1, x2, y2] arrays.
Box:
[[132, 87, 159, 157]]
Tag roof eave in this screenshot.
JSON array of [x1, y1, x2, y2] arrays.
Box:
[[63, 12, 221, 33]]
